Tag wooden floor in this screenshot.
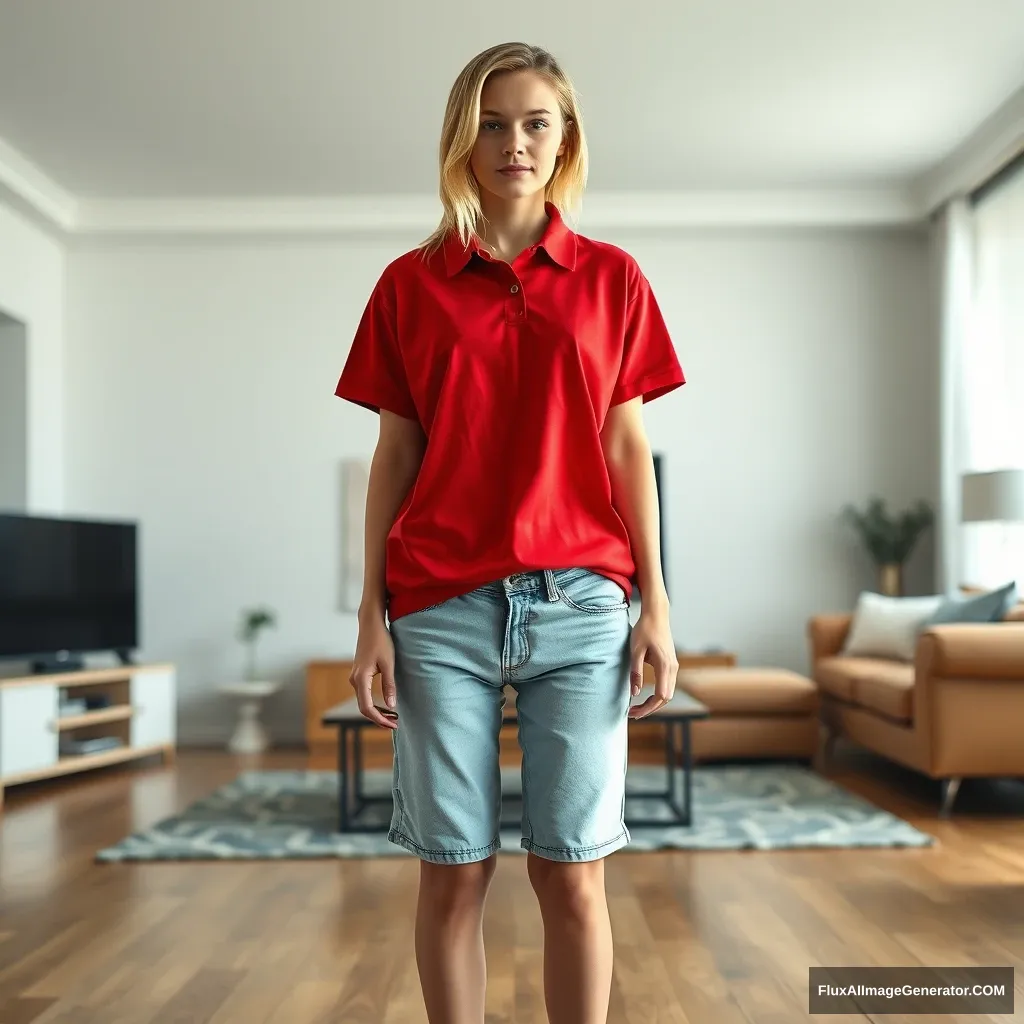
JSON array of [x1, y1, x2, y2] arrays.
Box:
[[1, 744, 1022, 1024]]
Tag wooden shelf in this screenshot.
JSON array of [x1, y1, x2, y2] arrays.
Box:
[[0, 663, 174, 690], [54, 705, 134, 731], [2, 742, 169, 787], [0, 663, 177, 811]]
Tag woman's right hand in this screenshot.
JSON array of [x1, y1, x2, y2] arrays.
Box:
[[350, 614, 399, 730]]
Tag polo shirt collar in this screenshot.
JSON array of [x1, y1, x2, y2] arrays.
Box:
[[443, 202, 577, 276]]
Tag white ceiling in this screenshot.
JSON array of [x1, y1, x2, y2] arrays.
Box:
[[0, 0, 1022, 226]]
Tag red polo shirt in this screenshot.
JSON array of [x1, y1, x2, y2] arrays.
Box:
[[335, 203, 685, 621]]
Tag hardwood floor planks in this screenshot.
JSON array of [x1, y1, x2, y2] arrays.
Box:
[[0, 747, 1020, 1023]]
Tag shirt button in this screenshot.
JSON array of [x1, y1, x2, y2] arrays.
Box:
[[510, 284, 519, 294]]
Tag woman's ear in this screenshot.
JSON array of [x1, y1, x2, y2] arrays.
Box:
[[557, 119, 571, 158]]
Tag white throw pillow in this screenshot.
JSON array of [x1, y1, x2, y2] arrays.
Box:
[[841, 591, 944, 662]]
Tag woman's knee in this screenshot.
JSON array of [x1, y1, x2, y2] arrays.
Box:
[[527, 853, 605, 919], [419, 854, 497, 914]]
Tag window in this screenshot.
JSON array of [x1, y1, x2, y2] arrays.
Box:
[[962, 162, 1024, 587]]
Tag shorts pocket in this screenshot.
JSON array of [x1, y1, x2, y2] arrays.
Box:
[[555, 571, 629, 614]]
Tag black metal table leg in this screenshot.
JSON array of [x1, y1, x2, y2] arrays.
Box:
[[331, 722, 401, 834], [682, 719, 693, 826], [338, 725, 350, 833], [623, 716, 698, 829], [667, 717, 679, 809], [354, 727, 364, 809]]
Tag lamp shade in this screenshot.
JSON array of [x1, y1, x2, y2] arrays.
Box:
[[961, 469, 1024, 523]]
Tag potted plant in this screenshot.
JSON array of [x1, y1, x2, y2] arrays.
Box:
[[841, 497, 934, 596], [238, 605, 277, 681]]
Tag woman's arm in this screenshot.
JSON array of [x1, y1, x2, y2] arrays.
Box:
[[601, 398, 677, 716], [351, 410, 426, 726], [358, 411, 427, 624], [601, 398, 669, 613]]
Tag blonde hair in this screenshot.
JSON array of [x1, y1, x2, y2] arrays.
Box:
[[419, 42, 588, 256]]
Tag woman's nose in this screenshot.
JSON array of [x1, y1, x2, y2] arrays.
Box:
[[503, 130, 527, 155]]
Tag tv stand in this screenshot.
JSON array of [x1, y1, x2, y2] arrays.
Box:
[[0, 663, 176, 811], [31, 652, 86, 675]]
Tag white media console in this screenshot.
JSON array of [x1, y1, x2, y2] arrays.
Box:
[[0, 662, 176, 810]]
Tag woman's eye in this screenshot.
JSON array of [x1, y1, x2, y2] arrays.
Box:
[[479, 120, 548, 132]]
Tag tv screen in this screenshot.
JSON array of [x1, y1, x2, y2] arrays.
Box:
[[0, 514, 138, 663], [631, 452, 668, 602]]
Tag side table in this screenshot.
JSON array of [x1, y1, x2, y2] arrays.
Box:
[[219, 680, 280, 754]]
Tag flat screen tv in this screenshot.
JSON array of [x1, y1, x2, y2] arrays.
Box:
[[0, 513, 138, 673]]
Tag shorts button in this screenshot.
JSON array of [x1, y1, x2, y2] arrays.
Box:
[[510, 284, 519, 294]]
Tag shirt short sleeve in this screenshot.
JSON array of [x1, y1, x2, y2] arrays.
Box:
[[610, 266, 686, 406], [334, 276, 419, 421]]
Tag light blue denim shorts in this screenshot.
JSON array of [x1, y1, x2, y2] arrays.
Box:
[[387, 568, 633, 864]]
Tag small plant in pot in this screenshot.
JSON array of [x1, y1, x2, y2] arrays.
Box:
[[238, 605, 277, 682], [841, 497, 934, 596]]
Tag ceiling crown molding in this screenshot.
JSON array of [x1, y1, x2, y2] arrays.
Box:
[[1, 135, 926, 237], [68, 187, 925, 238], [914, 83, 1024, 212], [0, 139, 77, 231]]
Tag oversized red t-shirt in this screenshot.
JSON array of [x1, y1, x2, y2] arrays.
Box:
[[335, 203, 685, 621]]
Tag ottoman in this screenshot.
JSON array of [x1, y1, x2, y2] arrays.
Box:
[[676, 666, 820, 762]]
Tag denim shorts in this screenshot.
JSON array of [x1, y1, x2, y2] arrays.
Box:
[[387, 568, 633, 864]]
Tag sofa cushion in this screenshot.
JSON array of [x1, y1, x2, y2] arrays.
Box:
[[677, 667, 817, 716], [960, 585, 1024, 621], [851, 663, 915, 722], [841, 591, 943, 661], [1006, 603, 1024, 622], [924, 581, 1018, 626], [814, 656, 915, 722], [814, 656, 864, 701]]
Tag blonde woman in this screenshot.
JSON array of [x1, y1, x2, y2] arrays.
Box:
[[336, 41, 685, 1024]]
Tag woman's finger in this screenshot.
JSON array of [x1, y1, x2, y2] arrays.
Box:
[[630, 644, 646, 695], [352, 668, 397, 730], [380, 661, 398, 709]]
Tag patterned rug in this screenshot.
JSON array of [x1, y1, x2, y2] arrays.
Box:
[[95, 764, 934, 861]]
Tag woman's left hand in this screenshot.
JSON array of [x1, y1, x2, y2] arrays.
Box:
[[627, 608, 677, 719]]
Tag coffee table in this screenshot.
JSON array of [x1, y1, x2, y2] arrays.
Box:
[[321, 684, 709, 834]]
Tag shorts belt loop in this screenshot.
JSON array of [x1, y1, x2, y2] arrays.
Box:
[[543, 569, 559, 602]]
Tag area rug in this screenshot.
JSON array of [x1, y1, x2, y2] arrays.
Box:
[[95, 764, 934, 861]]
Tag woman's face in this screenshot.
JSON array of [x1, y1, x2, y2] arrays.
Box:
[[469, 70, 566, 204]]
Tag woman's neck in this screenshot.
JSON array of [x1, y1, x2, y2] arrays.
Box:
[[477, 192, 549, 263]]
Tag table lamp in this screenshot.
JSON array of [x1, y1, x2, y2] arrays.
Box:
[[960, 468, 1024, 586]]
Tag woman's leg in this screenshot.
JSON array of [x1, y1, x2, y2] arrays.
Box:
[[388, 585, 507, 1024], [507, 568, 633, 1024], [416, 855, 498, 1024], [527, 854, 614, 1024]]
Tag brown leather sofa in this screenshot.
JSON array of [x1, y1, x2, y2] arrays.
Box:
[[808, 599, 1024, 816]]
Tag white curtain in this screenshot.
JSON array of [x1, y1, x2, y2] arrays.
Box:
[[961, 166, 1024, 588], [934, 197, 973, 593]]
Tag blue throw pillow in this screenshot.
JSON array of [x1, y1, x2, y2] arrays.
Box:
[[923, 581, 1018, 626]]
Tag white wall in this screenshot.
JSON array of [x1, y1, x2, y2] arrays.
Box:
[[0, 314, 28, 510], [0, 201, 65, 513], [65, 226, 936, 745], [623, 228, 937, 664]]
